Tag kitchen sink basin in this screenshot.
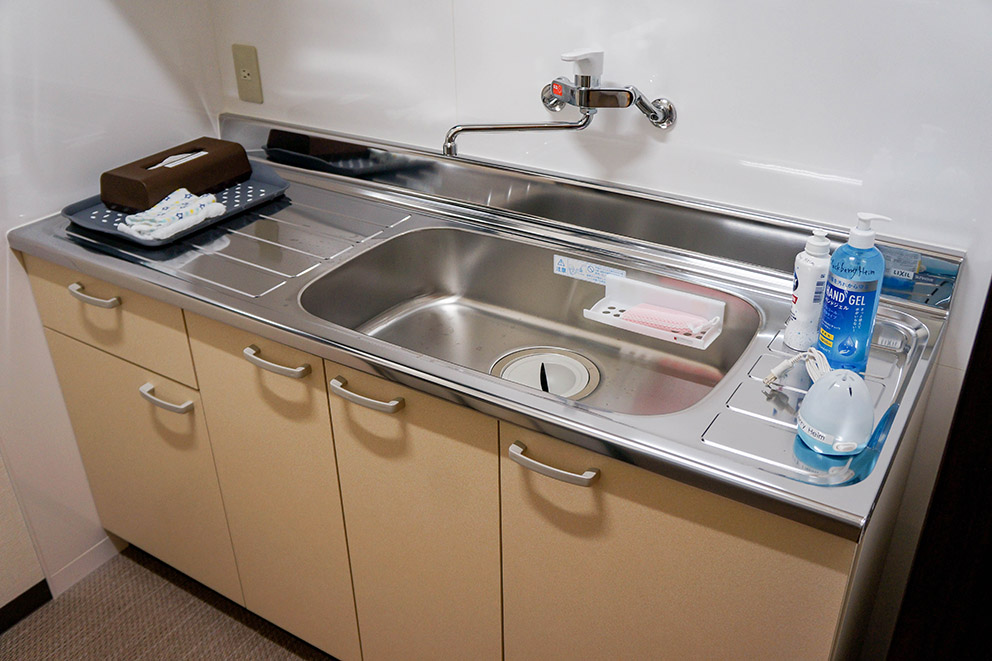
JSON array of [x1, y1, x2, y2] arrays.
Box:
[[300, 227, 761, 415]]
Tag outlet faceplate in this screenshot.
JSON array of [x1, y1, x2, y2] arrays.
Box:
[[232, 44, 263, 104]]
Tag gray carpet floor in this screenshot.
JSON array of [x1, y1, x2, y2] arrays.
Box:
[[0, 546, 334, 660]]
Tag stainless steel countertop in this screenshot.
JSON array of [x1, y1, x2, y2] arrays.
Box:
[[8, 134, 953, 541]]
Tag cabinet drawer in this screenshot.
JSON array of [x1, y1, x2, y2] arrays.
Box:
[[44, 328, 242, 604], [24, 255, 196, 388], [186, 313, 361, 661]]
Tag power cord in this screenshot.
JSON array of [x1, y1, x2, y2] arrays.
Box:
[[763, 348, 832, 387]]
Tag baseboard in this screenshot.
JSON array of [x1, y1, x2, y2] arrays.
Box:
[[0, 580, 52, 633], [46, 535, 122, 597]]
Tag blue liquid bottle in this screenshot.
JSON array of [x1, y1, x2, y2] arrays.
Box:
[[817, 213, 888, 373]]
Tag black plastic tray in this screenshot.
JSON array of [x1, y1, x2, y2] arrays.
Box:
[[264, 147, 427, 177], [62, 162, 288, 248]]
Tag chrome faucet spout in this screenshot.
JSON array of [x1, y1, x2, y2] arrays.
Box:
[[442, 49, 675, 158], [442, 112, 593, 157]]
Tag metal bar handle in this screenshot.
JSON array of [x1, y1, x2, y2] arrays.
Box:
[[68, 282, 121, 309], [329, 376, 405, 414], [509, 441, 600, 487], [139, 382, 193, 414], [243, 345, 311, 379]]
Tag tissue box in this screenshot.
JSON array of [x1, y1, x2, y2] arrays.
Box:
[[100, 137, 251, 212]]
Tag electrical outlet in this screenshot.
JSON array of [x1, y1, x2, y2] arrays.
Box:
[[232, 44, 263, 104]]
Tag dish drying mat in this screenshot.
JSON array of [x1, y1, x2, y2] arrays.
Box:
[[62, 162, 289, 248]]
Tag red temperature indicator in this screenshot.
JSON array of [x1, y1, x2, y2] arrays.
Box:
[[552, 82, 563, 97]]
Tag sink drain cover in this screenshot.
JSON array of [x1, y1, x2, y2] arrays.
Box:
[[491, 347, 600, 400]]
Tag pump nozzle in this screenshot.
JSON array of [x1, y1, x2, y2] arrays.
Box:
[[805, 229, 830, 256], [850, 212, 892, 249], [856, 212, 891, 229]]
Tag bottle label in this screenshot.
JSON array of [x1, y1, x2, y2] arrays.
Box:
[[791, 261, 828, 317], [818, 273, 878, 354], [813, 278, 826, 303]]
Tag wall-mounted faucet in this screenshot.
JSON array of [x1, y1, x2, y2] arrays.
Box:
[[442, 50, 676, 156]]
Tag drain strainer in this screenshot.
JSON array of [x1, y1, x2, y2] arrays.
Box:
[[490, 347, 600, 400]]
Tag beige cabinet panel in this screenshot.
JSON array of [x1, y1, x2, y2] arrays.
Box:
[[43, 329, 242, 604], [186, 313, 361, 661], [327, 362, 501, 661], [24, 255, 197, 388], [500, 422, 857, 660]]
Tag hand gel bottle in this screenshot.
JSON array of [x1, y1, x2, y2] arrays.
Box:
[[783, 229, 831, 351], [817, 213, 888, 373]]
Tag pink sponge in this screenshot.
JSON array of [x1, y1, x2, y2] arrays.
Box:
[[620, 303, 716, 336]]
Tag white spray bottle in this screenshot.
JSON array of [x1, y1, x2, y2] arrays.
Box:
[[784, 229, 831, 350]]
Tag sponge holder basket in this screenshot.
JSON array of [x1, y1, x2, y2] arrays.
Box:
[[583, 275, 726, 350]]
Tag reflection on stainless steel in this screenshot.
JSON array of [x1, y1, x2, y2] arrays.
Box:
[[9, 130, 955, 539], [300, 227, 755, 415], [63, 191, 393, 299], [701, 403, 897, 488], [222, 117, 961, 312]]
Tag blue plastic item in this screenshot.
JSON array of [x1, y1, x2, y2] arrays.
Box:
[[817, 213, 888, 373], [796, 369, 874, 456], [791, 404, 896, 486]]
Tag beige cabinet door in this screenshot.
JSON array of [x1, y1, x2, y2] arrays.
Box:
[[43, 329, 242, 604], [186, 314, 361, 661], [500, 422, 857, 660], [327, 362, 501, 661]]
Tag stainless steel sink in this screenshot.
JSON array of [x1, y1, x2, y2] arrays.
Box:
[[299, 227, 760, 415]]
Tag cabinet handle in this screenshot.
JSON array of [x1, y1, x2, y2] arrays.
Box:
[[139, 382, 193, 414], [329, 376, 405, 414], [243, 345, 312, 379], [509, 441, 600, 487], [68, 282, 121, 309]]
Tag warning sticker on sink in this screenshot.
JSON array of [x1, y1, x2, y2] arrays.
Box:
[[553, 255, 625, 285]]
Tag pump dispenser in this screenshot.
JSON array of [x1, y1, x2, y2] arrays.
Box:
[[817, 213, 889, 373]]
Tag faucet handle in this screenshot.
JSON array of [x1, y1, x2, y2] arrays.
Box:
[[561, 49, 603, 86]]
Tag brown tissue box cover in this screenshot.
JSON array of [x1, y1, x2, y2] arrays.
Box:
[[100, 137, 251, 212]]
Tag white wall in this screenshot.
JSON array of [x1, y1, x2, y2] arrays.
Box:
[[0, 454, 44, 606], [0, 0, 221, 595]]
